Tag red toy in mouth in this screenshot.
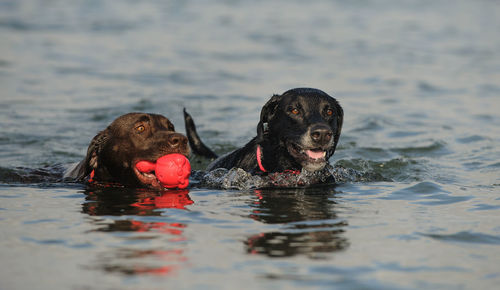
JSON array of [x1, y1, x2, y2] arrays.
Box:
[[135, 154, 191, 189]]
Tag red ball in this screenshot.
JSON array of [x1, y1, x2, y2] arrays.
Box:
[[155, 154, 191, 189]]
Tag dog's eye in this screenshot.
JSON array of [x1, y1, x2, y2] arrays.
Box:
[[326, 109, 334, 116], [136, 125, 145, 133], [291, 108, 300, 115]]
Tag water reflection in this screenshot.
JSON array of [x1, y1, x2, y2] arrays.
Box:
[[95, 248, 187, 276], [81, 185, 192, 276], [246, 187, 349, 258], [82, 186, 193, 216]]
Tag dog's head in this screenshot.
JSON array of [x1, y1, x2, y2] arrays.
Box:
[[257, 88, 343, 172], [68, 113, 189, 189]]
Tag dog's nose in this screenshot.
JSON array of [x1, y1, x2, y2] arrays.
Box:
[[310, 125, 333, 144], [168, 133, 187, 148]]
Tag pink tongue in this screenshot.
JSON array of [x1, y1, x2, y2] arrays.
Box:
[[305, 150, 325, 160]]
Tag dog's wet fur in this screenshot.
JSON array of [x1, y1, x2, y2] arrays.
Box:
[[65, 113, 189, 189], [185, 88, 343, 174]]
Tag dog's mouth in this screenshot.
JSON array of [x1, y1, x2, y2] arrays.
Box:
[[133, 163, 163, 190], [287, 142, 329, 171]]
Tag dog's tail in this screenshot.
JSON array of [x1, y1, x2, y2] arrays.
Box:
[[183, 108, 218, 160]]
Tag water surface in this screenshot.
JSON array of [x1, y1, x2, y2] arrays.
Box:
[[1, 0, 500, 289]]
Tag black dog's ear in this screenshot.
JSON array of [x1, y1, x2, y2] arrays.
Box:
[[257, 94, 283, 141], [329, 101, 344, 157], [64, 130, 109, 181]]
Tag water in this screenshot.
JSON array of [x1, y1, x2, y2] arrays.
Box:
[[1, 0, 499, 289]]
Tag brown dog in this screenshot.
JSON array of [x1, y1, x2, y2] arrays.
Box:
[[65, 113, 189, 189]]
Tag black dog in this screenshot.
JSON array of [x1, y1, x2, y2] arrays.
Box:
[[65, 113, 189, 189], [185, 88, 343, 174]]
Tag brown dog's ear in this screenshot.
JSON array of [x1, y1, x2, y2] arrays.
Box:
[[64, 130, 109, 181], [257, 94, 283, 141]]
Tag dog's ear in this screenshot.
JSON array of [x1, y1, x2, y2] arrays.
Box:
[[329, 101, 344, 157], [64, 130, 109, 181], [257, 94, 283, 141]]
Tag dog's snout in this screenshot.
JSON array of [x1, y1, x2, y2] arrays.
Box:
[[168, 133, 188, 148], [310, 125, 333, 144]]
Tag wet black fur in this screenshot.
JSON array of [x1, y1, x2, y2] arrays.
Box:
[[185, 88, 343, 174]]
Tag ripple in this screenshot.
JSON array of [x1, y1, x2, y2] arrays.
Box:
[[21, 237, 66, 245], [388, 130, 425, 138], [456, 135, 489, 144], [378, 261, 466, 273], [478, 83, 500, 97], [417, 81, 466, 96], [0, 166, 64, 184], [23, 218, 59, 225], [470, 204, 500, 211], [335, 158, 422, 182], [90, 19, 138, 33], [383, 181, 473, 205], [418, 81, 442, 93], [421, 231, 500, 245], [0, 19, 39, 31], [390, 141, 450, 157], [485, 161, 500, 169], [0, 59, 10, 67], [350, 116, 393, 132]]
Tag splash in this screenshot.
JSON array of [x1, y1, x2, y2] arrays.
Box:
[[191, 164, 385, 190]]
